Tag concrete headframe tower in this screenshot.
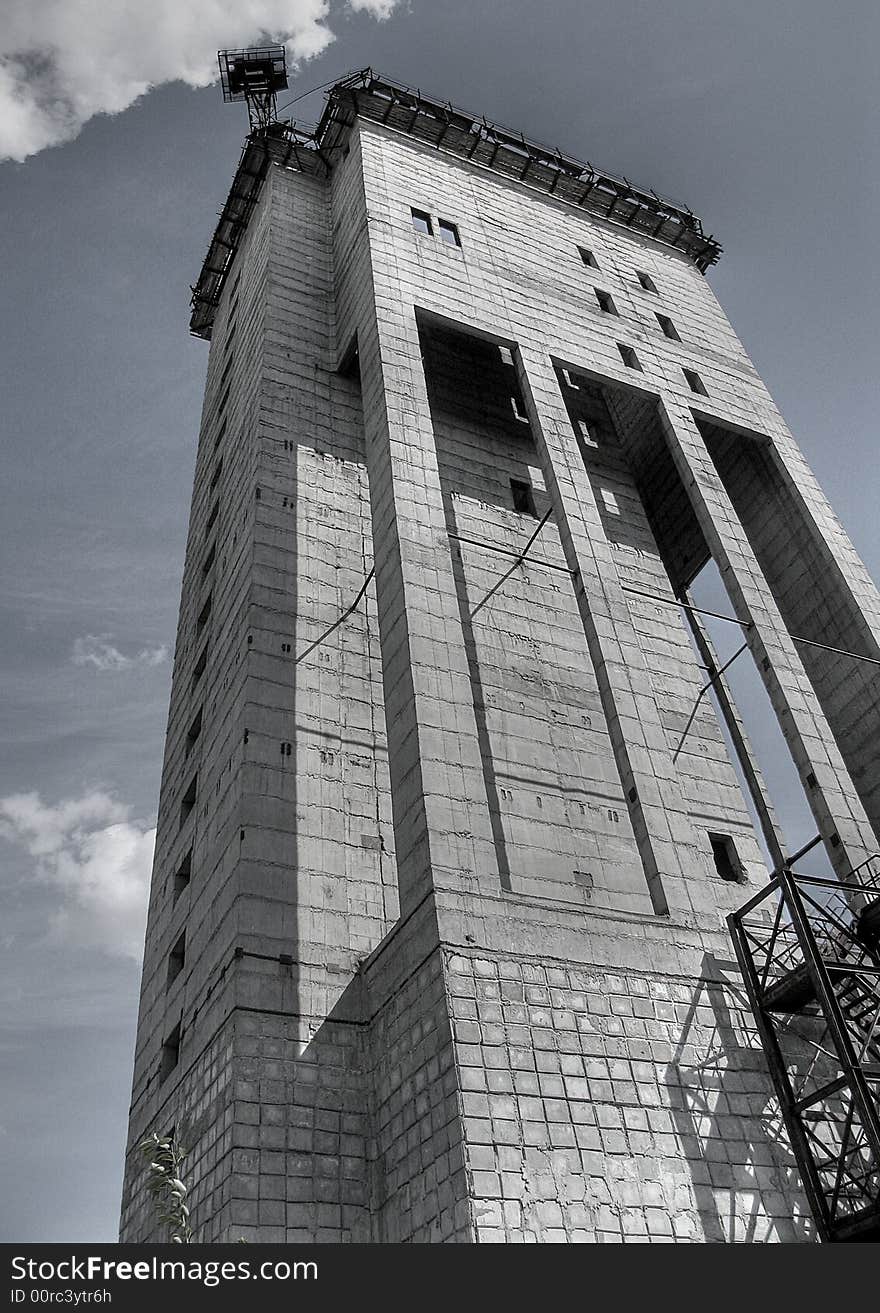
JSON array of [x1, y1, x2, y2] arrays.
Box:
[[121, 67, 880, 1243]]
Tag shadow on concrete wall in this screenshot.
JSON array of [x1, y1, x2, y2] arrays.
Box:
[[665, 952, 815, 1242]]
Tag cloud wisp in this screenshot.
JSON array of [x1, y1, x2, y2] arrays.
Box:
[[0, 0, 399, 163], [0, 791, 154, 961], [71, 635, 169, 673]]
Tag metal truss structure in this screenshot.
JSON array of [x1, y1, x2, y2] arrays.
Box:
[[729, 851, 880, 1240]]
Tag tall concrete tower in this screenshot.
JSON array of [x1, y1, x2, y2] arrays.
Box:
[[120, 67, 880, 1244]]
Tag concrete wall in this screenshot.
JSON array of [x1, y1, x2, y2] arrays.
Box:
[[122, 108, 880, 1243]]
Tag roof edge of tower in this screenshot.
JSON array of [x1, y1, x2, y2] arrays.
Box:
[[190, 68, 722, 339]]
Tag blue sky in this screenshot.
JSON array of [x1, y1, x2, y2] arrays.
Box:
[[1, 0, 877, 1241]]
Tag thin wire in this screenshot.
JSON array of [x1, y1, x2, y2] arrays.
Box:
[[276, 74, 348, 117], [294, 567, 375, 664]]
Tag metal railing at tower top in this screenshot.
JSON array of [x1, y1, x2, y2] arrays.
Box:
[[729, 850, 880, 1241]]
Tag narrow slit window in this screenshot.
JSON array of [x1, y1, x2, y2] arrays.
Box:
[[510, 478, 537, 517], [185, 707, 202, 755], [160, 1023, 181, 1083], [617, 343, 642, 371], [209, 459, 223, 492], [637, 271, 658, 293], [201, 542, 216, 577], [595, 289, 618, 315], [578, 247, 599, 269], [338, 335, 360, 381], [172, 849, 192, 902], [213, 417, 227, 451], [167, 931, 186, 986], [217, 384, 230, 418], [511, 392, 528, 421], [191, 644, 208, 688], [219, 354, 234, 388], [656, 313, 681, 341], [205, 500, 219, 537], [438, 218, 461, 247], [179, 774, 197, 828], [683, 367, 708, 395], [196, 594, 212, 633], [709, 833, 742, 882], [410, 208, 432, 236]]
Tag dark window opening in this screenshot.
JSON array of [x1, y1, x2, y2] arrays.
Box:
[[196, 594, 212, 632], [438, 218, 461, 247], [709, 832, 743, 882], [578, 247, 599, 269], [213, 417, 227, 451], [172, 849, 192, 902], [637, 271, 658, 293], [205, 500, 219, 537], [511, 391, 528, 421], [179, 774, 198, 828], [160, 1023, 181, 1083], [167, 930, 186, 986], [617, 343, 642, 371], [683, 367, 708, 395], [185, 707, 202, 755], [510, 478, 537, 517], [656, 313, 681, 341], [191, 645, 208, 688], [411, 208, 432, 235], [338, 334, 360, 381], [209, 459, 223, 492], [595, 289, 618, 315], [217, 385, 230, 418], [201, 542, 216, 577], [224, 318, 237, 349], [219, 354, 234, 388]]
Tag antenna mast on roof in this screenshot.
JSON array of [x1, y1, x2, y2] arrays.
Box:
[[218, 46, 289, 131]]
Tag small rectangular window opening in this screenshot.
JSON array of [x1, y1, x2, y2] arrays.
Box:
[[213, 417, 227, 451], [185, 707, 203, 755], [205, 500, 219, 537], [410, 208, 432, 236], [160, 1023, 181, 1083], [617, 343, 642, 371], [438, 219, 461, 247], [191, 645, 208, 688], [578, 247, 599, 269], [179, 774, 198, 828], [201, 542, 216, 577], [511, 391, 529, 421], [595, 289, 618, 315], [637, 271, 658, 293], [167, 930, 186, 986], [338, 335, 360, 381], [683, 367, 708, 395], [510, 478, 537, 517], [656, 314, 681, 341], [196, 594, 212, 633], [172, 849, 192, 902], [209, 459, 223, 492], [709, 833, 743, 882]]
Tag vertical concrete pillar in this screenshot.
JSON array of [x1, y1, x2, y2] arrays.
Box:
[[659, 399, 876, 876], [354, 297, 500, 914], [516, 347, 715, 918]]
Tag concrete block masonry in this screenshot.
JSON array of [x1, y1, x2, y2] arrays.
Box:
[[120, 77, 880, 1243]]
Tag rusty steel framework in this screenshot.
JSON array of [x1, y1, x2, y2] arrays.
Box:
[[729, 851, 880, 1241], [190, 65, 722, 339]]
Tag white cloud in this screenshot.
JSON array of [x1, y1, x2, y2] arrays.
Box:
[[72, 635, 168, 671], [0, 1, 400, 163], [0, 791, 154, 961]]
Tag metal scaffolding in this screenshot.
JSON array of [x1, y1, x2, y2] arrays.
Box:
[[729, 847, 880, 1240]]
